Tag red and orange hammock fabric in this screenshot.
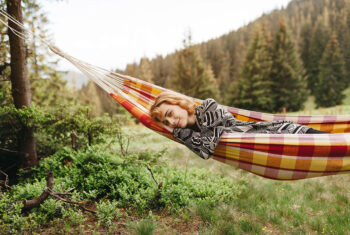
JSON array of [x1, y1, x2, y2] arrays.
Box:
[[109, 77, 350, 180], [1, 10, 349, 180]]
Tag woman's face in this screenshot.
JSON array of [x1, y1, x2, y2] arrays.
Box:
[[158, 103, 194, 128]]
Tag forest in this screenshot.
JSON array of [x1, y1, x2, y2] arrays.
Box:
[[0, 0, 349, 234]]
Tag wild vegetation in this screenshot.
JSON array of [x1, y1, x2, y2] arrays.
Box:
[[0, 0, 350, 234]]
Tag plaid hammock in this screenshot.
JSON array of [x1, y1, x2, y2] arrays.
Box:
[[47, 44, 350, 180], [1, 10, 350, 180]]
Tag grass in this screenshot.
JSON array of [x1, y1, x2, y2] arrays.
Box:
[[120, 111, 350, 234], [5, 99, 350, 234], [62, 99, 349, 234]]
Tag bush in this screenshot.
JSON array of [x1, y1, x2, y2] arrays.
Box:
[[0, 104, 126, 157], [96, 200, 122, 226], [0, 146, 243, 233]]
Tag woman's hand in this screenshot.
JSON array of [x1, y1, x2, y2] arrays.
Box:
[[167, 126, 174, 133]]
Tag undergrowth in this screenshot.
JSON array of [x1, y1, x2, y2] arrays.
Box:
[[0, 146, 243, 234]]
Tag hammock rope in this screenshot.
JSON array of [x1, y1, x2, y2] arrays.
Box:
[[1, 10, 350, 180]]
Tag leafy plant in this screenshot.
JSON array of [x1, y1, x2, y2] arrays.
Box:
[[96, 200, 122, 226]]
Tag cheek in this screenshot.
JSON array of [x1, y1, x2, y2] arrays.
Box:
[[182, 109, 189, 119]]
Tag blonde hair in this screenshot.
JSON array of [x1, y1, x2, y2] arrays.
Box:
[[150, 92, 196, 122]]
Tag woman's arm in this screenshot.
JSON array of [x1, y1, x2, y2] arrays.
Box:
[[173, 125, 225, 159], [173, 98, 232, 159]]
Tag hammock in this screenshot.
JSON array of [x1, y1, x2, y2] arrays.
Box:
[[1, 11, 350, 180]]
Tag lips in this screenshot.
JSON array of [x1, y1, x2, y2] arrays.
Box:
[[177, 119, 180, 127]]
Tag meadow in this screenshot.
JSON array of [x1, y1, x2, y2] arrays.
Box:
[[0, 104, 349, 234]]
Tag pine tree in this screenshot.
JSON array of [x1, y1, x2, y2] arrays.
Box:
[[151, 55, 167, 86], [314, 34, 346, 107], [125, 62, 138, 78], [270, 20, 307, 112], [217, 51, 231, 103], [229, 25, 275, 112], [307, 22, 331, 94], [137, 57, 154, 83], [299, 23, 313, 77], [173, 35, 219, 100]]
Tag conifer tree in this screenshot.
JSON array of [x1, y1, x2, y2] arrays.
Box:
[[217, 51, 231, 103], [307, 22, 331, 94], [270, 20, 307, 112], [137, 57, 154, 83], [173, 35, 219, 100], [229, 25, 275, 112], [125, 62, 138, 78], [314, 34, 346, 107], [299, 23, 312, 77], [151, 55, 167, 86]]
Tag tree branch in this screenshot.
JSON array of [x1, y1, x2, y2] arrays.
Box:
[[0, 170, 12, 190], [0, 147, 21, 154], [22, 171, 54, 210], [48, 190, 96, 214], [21, 172, 96, 214], [146, 166, 162, 189]]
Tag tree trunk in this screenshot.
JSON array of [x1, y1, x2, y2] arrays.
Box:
[[6, 0, 37, 167]]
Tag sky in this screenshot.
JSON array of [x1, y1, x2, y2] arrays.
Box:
[[40, 0, 291, 71]]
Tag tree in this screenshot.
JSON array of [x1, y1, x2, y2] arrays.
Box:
[[229, 25, 275, 112], [307, 22, 331, 94], [172, 35, 219, 100], [137, 57, 154, 83], [314, 34, 346, 107], [6, 0, 38, 167], [270, 20, 307, 112]]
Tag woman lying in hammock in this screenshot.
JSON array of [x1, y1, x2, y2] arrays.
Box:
[[150, 92, 327, 159]]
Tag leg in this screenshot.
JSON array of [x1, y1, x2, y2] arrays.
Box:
[[306, 128, 329, 134]]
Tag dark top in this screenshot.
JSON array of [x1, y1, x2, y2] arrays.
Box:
[[173, 98, 310, 159]]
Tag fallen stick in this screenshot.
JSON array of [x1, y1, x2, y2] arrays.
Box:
[[22, 171, 54, 210], [21, 171, 96, 214], [0, 169, 12, 190]]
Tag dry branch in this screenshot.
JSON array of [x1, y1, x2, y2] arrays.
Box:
[[21, 171, 96, 214], [0, 170, 12, 190], [48, 190, 96, 214], [146, 166, 162, 189], [22, 171, 53, 210]]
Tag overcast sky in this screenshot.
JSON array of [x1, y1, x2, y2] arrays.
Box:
[[40, 0, 291, 71]]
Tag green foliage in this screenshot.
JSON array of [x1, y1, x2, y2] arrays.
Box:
[[230, 21, 308, 113], [269, 20, 308, 112], [173, 34, 220, 101], [0, 144, 243, 233], [159, 167, 241, 213], [314, 34, 347, 107], [128, 218, 157, 235], [306, 22, 331, 95], [61, 207, 86, 226], [0, 193, 27, 234], [229, 24, 275, 112], [0, 104, 124, 157], [96, 200, 122, 226]]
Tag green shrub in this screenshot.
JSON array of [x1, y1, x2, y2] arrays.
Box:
[[0, 104, 126, 157], [128, 218, 157, 235], [159, 168, 242, 212], [96, 200, 122, 226], [1, 146, 243, 232], [62, 207, 86, 226]]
